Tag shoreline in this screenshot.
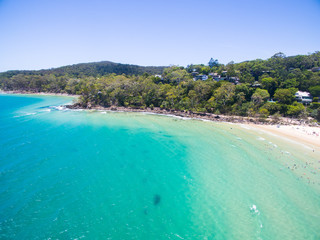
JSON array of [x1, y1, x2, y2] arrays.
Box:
[[66, 103, 319, 127], [66, 104, 320, 149], [2, 90, 319, 148], [0, 90, 79, 97], [250, 124, 320, 149], [2, 90, 318, 127]]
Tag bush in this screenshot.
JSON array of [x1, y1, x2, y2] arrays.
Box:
[[286, 102, 305, 117], [271, 112, 282, 122], [261, 102, 281, 115], [259, 108, 270, 118], [310, 109, 320, 121], [274, 89, 294, 104], [310, 102, 320, 109], [309, 86, 320, 97], [247, 108, 256, 117]]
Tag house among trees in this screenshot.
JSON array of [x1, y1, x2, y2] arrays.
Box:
[[295, 91, 313, 104], [311, 67, 320, 72], [209, 73, 220, 81], [252, 81, 261, 88], [154, 74, 163, 80], [229, 77, 240, 84], [194, 75, 208, 81], [191, 72, 199, 77]]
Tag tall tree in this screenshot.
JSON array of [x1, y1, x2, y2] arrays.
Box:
[[208, 58, 219, 68]]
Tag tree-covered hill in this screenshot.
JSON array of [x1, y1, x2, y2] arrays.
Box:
[[1, 52, 319, 122], [0, 61, 166, 78]]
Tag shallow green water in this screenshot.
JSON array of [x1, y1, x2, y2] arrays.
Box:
[[0, 94, 319, 239]]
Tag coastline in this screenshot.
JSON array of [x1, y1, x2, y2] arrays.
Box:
[[2, 90, 318, 127], [66, 103, 319, 126], [66, 104, 320, 149], [0, 90, 79, 97], [2, 91, 319, 148]]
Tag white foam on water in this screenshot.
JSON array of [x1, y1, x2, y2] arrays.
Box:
[[303, 145, 313, 150], [257, 137, 265, 141], [52, 105, 67, 111], [15, 112, 37, 117], [250, 204, 260, 215], [241, 125, 251, 130], [268, 142, 277, 148], [158, 113, 192, 121], [174, 234, 184, 239], [101, 111, 107, 114], [141, 112, 156, 115], [142, 112, 200, 121], [59, 229, 68, 234]]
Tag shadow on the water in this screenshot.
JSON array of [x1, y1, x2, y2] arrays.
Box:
[[144, 208, 148, 215], [153, 194, 161, 205], [71, 147, 79, 152], [38, 106, 51, 109]]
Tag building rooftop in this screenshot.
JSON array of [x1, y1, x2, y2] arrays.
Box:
[[295, 91, 311, 97]]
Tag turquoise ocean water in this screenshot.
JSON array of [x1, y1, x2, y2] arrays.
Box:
[[0, 94, 319, 239]]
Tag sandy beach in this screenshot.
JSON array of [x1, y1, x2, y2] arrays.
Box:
[[95, 105, 320, 150], [252, 124, 320, 149], [66, 101, 320, 150]]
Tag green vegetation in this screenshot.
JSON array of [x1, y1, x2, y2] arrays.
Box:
[[0, 61, 165, 79], [1, 52, 320, 121]]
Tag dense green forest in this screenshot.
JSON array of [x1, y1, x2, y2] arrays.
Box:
[[0, 61, 165, 79], [1, 52, 320, 121]]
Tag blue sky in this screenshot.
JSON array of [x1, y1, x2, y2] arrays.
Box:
[[0, 0, 319, 72]]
